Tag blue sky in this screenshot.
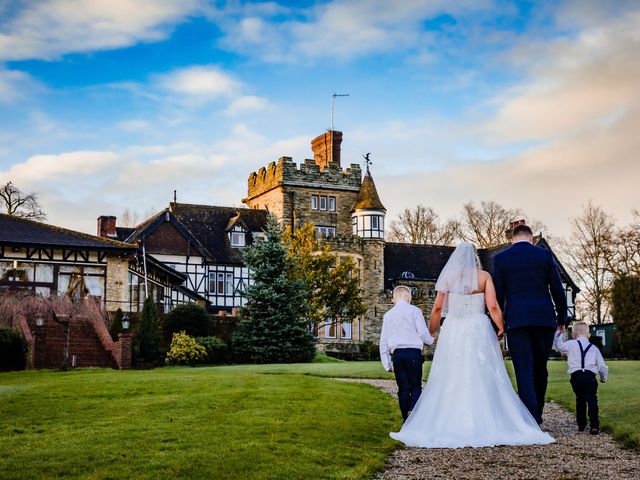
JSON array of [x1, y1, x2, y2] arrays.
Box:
[[1, 0, 638, 236]]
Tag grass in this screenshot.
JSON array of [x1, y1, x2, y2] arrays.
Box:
[[0, 366, 399, 480], [544, 359, 640, 450], [1, 359, 638, 479]]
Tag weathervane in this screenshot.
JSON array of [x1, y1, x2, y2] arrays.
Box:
[[362, 152, 372, 172]]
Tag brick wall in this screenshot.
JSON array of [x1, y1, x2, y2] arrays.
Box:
[[31, 316, 117, 369]]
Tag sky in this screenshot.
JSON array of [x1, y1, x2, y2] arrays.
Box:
[[0, 0, 638, 237]]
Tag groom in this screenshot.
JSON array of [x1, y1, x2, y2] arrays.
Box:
[[494, 224, 567, 424]]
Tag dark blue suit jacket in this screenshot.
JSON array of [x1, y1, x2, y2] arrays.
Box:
[[493, 242, 567, 330]]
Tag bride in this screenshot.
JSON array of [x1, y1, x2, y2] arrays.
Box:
[[390, 242, 554, 448]]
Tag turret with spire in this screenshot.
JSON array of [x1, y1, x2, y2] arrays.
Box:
[[351, 162, 386, 239]]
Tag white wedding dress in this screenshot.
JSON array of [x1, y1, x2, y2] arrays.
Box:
[[390, 292, 555, 448]]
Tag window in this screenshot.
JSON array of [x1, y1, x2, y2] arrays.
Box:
[[352, 216, 357, 234], [319, 196, 327, 211], [325, 320, 336, 339], [230, 231, 245, 247], [371, 215, 379, 229], [341, 321, 352, 339], [596, 329, 606, 346], [329, 196, 336, 211], [210, 272, 235, 295], [217, 273, 225, 294], [314, 226, 336, 237], [311, 322, 319, 338], [225, 273, 234, 296], [311, 195, 318, 210]]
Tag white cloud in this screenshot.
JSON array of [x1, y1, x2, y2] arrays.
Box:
[[0, 68, 41, 102], [218, 0, 490, 62], [153, 65, 243, 103], [0, 0, 202, 61], [224, 95, 270, 116]]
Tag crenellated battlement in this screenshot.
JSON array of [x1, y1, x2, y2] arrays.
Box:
[[246, 156, 362, 201]]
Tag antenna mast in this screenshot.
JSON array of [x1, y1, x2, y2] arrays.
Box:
[[330, 93, 349, 164]]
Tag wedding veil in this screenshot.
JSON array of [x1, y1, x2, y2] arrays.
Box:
[[435, 242, 480, 314]]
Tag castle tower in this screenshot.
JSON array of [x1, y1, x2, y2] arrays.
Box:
[[351, 168, 386, 239], [351, 167, 387, 341], [243, 130, 362, 237]]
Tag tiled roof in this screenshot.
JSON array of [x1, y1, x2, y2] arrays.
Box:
[[351, 170, 386, 212], [384, 242, 455, 281], [385, 238, 579, 293], [0, 214, 135, 251], [169, 203, 268, 264], [115, 226, 135, 242]]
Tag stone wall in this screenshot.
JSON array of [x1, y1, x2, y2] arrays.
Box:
[[105, 256, 129, 313], [361, 240, 387, 342]]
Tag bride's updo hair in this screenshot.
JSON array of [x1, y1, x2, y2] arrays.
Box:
[[474, 248, 482, 270]]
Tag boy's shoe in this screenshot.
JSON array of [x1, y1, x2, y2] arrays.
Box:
[[590, 427, 600, 435]]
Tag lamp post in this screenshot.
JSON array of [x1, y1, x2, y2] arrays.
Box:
[[121, 314, 130, 331]]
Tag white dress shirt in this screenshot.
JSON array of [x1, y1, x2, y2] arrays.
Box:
[[379, 300, 434, 371], [554, 332, 608, 381]]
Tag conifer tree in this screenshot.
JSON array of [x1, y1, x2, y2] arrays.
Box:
[[611, 275, 640, 359], [232, 216, 315, 363], [136, 297, 161, 363]]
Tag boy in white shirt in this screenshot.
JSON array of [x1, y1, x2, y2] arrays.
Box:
[[380, 286, 435, 420], [554, 322, 608, 435]]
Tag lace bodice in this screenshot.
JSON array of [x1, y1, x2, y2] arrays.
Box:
[[446, 292, 486, 317]]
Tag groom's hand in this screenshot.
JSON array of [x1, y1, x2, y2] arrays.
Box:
[[388, 366, 394, 373]]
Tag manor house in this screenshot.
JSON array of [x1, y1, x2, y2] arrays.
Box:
[[97, 129, 579, 353]]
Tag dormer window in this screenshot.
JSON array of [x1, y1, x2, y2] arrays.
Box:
[[230, 225, 246, 247]]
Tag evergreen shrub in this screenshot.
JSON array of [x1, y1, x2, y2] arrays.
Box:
[[163, 303, 210, 338], [0, 328, 26, 371], [195, 336, 227, 364], [166, 331, 207, 365], [612, 275, 640, 359]]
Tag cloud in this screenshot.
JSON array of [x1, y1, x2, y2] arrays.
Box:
[[218, 0, 490, 63], [224, 95, 270, 116], [0, 0, 202, 61], [153, 65, 243, 103], [371, 4, 640, 237], [0, 68, 42, 102]]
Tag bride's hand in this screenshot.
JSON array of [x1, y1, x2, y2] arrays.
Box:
[[497, 327, 504, 339]]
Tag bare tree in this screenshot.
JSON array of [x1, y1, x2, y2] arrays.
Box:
[[120, 208, 140, 227], [387, 205, 458, 245], [120, 206, 157, 227], [0, 181, 46, 221], [608, 209, 640, 277], [562, 201, 616, 324], [457, 201, 545, 248]]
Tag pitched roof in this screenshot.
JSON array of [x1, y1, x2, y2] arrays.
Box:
[[169, 203, 268, 264], [123, 208, 211, 259], [351, 170, 386, 212], [385, 238, 580, 293], [384, 242, 455, 281], [0, 214, 135, 251]]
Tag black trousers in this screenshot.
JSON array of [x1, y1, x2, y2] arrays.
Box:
[[570, 370, 599, 429], [507, 326, 556, 424], [392, 348, 424, 420]]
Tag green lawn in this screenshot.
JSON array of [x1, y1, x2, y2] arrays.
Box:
[[544, 360, 640, 450], [0, 366, 399, 480], [1, 359, 638, 479]]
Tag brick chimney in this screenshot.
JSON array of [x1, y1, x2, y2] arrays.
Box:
[[97, 216, 117, 238], [505, 219, 526, 241], [311, 130, 342, 170]]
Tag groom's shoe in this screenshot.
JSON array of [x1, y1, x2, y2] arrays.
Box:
[[590, 427, 600, 435], [578, 425, 586, 432]]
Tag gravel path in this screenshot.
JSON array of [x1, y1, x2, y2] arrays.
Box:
[[335, 378, 640, 480]]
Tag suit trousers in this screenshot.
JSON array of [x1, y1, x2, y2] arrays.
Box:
[[570, 370, 599, 429], [392, 348, 424, 420], [507, 326, 556, 424]]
